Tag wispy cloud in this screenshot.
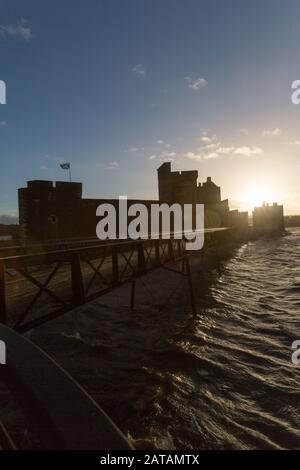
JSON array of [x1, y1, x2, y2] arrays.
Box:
[[183, 130, 264, 161], [185, 76, 207, 91], [149, 129, 264, 164], [184, 151, 203, 161], [200, 129, 217, 143], [0, 18, 32, 42], [106, 161, 119, 170], [201, 136, 213, 144], [184, 149, 223, 161], [233, 146, 263, 157], [126, 146, 145, 155], [261, 128, 281, 137], [289, 140, 300, 147], [217, 146, 235, 155], [148, 151, 176, 162], [204, 152, 219, 160], [156, 139, 171, 148], [132, 64, 146, 78]]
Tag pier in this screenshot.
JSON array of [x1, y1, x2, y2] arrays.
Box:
[[0, 228, 232, 333]]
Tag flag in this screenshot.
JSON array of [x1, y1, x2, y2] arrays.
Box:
[[60, 162, 70, 170]]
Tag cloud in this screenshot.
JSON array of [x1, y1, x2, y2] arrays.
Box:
[[233, 146, 263, 157], [0, 121, 6, 126], [216, 146, 235, 155], [200, 130, 218, 144], [183, 145, 263, 161], [0, 213, 18, 224], [261, 128, 281, 137], [0, 18, 32, 42], [183, 131, 264, 162], [166, 152, 176, 158], [201, 143, 219, 151], [126, 146, 145, 153], [106, 161, 119, 170], [132, 64, 146, 78], [204, 152, 219, 160], [185, 77, 207, 91], [184, 150, 219, 161], [149, 151, 176, 162], [289, 140, 300, 146], [201, 136, 212, 144], [40, 165, 48, 171], [157, 139, 171, 148], [184, 152, 202, 161]]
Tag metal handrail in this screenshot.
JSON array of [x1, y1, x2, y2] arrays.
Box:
[[0, 324, 133, 450], [0, 227, 230, 263]]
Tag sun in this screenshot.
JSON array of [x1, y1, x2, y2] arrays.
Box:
[[243, 184, 277, 209]]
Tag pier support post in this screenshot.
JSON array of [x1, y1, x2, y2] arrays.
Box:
[[137, 244, 146, 274], [71, 253, 85, 306], [154, 240, 160, 266], [181, 241, 185, 273], [168, 240, 174, 260], [112, 247, 119, 284], [177, 240, 182, 258], [0, 260, 6, 324], [184, 253, 197, 317], [130, 277, 136, 310]]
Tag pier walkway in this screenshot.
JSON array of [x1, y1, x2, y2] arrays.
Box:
[[0, 228, 231, 333]]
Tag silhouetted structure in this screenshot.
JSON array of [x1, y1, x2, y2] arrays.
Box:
[[158, 162, 248, 230], [18, 164, 248, 243], [18, 181, 157, 243], [284, 215, 300, 227], [253, 202, 284, 234]]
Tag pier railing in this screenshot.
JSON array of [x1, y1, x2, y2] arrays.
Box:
[[0, 235, 107, 257], [0, 324, 133, 449], [0, 229, 231, 333]]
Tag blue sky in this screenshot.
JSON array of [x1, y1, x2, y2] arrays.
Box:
[[1, 0, 300, 222]]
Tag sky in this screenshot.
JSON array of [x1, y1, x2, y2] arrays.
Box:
[[0, 0, 300, 223]]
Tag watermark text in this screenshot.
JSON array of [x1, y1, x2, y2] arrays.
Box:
[[96, 196, 204, 250]]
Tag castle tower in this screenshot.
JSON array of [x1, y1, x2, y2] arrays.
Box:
[[157, 162, 198, 204], [18, 180, 82, 243]]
